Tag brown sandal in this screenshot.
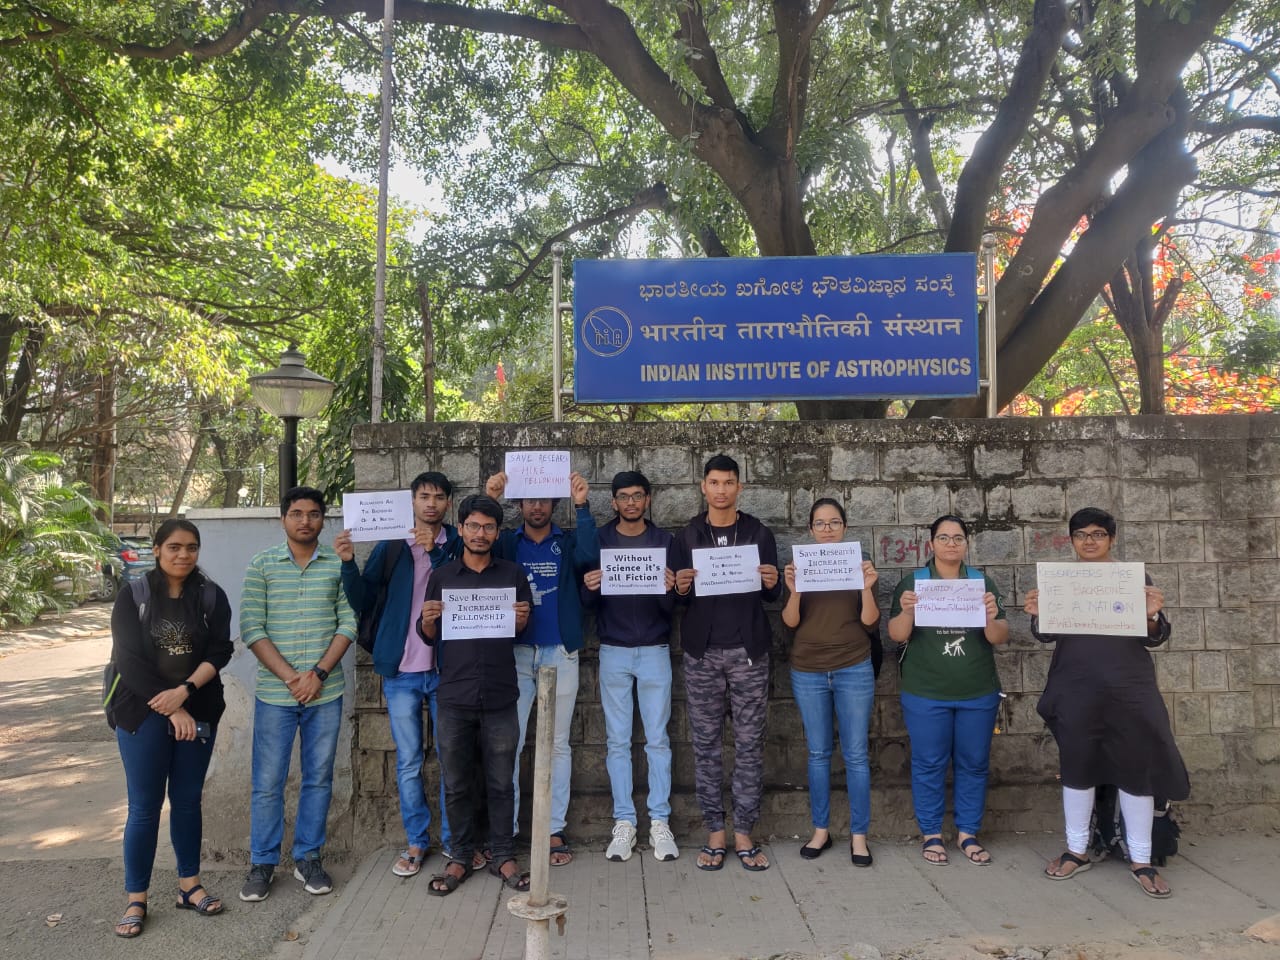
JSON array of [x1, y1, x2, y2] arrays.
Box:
[[490, 859, 531, 891]]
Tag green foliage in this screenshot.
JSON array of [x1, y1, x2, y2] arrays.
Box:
[[0, 445, 105, 626]]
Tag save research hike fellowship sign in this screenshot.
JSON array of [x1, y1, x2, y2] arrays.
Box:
[[572, 254, 979, 403]]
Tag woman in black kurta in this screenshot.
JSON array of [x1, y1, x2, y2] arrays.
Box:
[[109, 519, 233, 937], [1026, 508, 1188, 900]]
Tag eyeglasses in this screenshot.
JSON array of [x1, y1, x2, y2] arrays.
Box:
[[462, 521, 498, 534], [1071, 530, 1111, 542], [811, 519, 845, 531], [286, 511, 323, 522], [933, 534, 967, 545], [613, 492, 647, 503]]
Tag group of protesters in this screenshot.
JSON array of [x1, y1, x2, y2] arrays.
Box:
[[103, 451, 1188, 937]]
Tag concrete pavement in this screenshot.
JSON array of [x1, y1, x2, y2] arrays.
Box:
[[2, 604, 1278, 960]]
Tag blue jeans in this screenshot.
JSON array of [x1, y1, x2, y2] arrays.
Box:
[[249, 697, 343, 865], [513, 644, 579, 835], [599, 644, 673, 824], [382, 670, 450, 852], [117, 710, 215, 892], [900, 690, 1001, 836], [790, 659, 875, 833]]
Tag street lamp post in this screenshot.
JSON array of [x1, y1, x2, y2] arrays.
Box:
[[248, 345, 336, 501]]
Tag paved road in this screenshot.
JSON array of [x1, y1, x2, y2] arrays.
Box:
[[1, 605, 1277, 960]]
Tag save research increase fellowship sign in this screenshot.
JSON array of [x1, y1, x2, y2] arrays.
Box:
[[572, 254, 979, 403]]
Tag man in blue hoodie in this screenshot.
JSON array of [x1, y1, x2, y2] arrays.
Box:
[[582, 471, 679, 863], [485, 466, 598, 866], [335, 471, 460, 878]]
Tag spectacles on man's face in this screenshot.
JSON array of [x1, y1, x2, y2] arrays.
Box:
[[462, 521, 498, 534], [613, 492, 647, 504], [1071, 530, 1111, 542], [811, 519, 845, 532], [933, 534, 967, 546], [286, 510, 323, 522]]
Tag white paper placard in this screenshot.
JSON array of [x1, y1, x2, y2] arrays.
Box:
[[914, 578, 987, 628], [792, 541, 864, 592], [342, 490, 414, 543], [441, 587, 517, 640], [692, 544, 762, 597], [1036, 561, 1147, 636], [600, 548, 667, 596], [503, 450, 571, 499]]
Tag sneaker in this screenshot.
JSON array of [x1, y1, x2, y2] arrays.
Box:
[[239, 863, 275, 902], [294, 856, 333, 895], [650, 821, 680, 862], [605, 820, 637, 862]]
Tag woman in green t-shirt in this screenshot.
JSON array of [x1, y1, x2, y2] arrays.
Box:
[[888, 515, 1008, 866]]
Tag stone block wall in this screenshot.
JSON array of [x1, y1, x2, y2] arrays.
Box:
[[346, 416, 1280, 845]]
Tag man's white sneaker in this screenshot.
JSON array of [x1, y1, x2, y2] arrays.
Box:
[[649, 821, 679, 861], [605, 820, 637, 862]]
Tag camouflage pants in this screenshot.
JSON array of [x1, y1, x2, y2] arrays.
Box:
[[683, 646, 770, 834]]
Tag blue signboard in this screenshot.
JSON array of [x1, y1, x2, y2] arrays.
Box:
[[572, 254, 979, 402]]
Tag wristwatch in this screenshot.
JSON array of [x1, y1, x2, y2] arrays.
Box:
[[183, 680, 198, 696], [313, 665, 330, 683]]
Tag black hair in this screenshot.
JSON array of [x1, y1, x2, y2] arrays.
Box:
[[1069, 506, 1116, 537], [411, 471, 453, 498], [457, 494, 504, 527], [611, 470, 651, 497], [281, 486, 327, 517], [929, 514, 970, 539], [703, 454, 740, 478], [809, 497, 847, 527], [153, 518, 200, 553]]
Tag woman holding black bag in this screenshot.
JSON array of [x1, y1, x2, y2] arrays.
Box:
[[108, 519, 233, 938]]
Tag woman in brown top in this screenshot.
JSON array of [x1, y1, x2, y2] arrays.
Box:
[[782, 498, 880, 866]]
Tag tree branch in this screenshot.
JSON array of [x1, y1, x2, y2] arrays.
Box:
[[674, 0, 738, 113]]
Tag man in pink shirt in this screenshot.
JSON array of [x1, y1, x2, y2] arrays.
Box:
[[336, 471, 461, 877]]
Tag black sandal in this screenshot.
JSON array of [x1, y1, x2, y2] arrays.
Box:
[[549, 832, 573, 866], [427, 860, 473, 897], [696, 846, 726, 871], [114, 901, 147, 938], [1132, 865, 1172, 899], [1044, 851, 1092, 881], [175, 883, 223, 915], [490, 859, 531, 891], [921, 837, 949, 865], [959, 836, 992, 865]]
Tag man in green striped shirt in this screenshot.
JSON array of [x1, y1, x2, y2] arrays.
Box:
[[238, 486, 357, 903]]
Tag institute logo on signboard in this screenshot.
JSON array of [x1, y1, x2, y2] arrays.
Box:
[[580, 306, 632, 358]]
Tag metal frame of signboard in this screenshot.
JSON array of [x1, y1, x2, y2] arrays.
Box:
[[549, 236, 999, 420]]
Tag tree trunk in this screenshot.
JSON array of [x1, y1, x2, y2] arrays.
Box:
[[169, 411, 210, 516], [418, 282, 435, 422], [0, 316, 45, 443], [89, 369, 116, 522]]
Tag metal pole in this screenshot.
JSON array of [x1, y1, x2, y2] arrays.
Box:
[[371, 0, 396, 424], [506, 666, 569, 959], [982, 233, 998, 417], [279, 417, 299, 500], [551, 244, 564, 421]]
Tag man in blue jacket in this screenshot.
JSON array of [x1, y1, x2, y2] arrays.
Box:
[[485, 466, 598, 866], [582, 471, 679, 863], [335, 471, 460, 878]]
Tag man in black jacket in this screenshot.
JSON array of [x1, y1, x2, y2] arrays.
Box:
[[671, 454, 780, 872], [582, 471, 678, 863]]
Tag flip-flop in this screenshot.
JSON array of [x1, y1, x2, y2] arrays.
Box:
[[549, 832, 573, 866], [115, 901, 147, 938], [175, 883, 223, 915], [959, 836, 992, 865], [392, 849, 426, 878], [1132, 866, 1172, 899], [1044, 850, 1092, 881], [735, 846, 770, 872], [696, 846, 726, 871], [921, 837, 949, 865]]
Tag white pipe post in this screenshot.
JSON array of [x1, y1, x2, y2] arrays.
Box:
[[551, 244, 564, 422], [982, 233, 998, 417]]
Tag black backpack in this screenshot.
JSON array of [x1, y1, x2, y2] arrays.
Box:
[[102, 575, 219, 720], [1090, 783, 1182, 866], [355, 540, 403, 654]]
